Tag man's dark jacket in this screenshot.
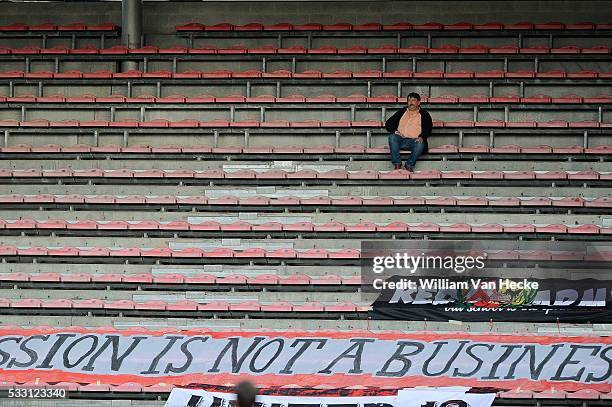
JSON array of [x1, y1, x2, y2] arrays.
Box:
[[384, 107, 432, 153]]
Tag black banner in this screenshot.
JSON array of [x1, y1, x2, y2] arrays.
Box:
[[369, 276, 612, 322]]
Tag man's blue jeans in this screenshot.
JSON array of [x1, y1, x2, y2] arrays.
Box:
[[388, 133, 425, 167]]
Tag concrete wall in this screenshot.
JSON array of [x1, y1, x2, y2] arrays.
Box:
[[0, 1, 610, 33]]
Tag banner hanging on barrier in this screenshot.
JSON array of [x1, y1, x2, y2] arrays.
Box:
[[164, 388, 495, 407], [0, 326, 610, 392], [370, 276, 612, 322]]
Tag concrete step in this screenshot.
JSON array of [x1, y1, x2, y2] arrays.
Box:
[[3, 184, 609, 198], [3, 159, 609, 172], [0, 210, 605, 227], [0, 288, 363, 303], [1, 314, 609, 335], [0, 263, 361, 277]]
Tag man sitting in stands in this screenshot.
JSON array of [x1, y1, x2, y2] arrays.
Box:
[[385, 92, 433, 171]]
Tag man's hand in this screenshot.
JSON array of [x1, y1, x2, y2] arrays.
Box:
[[415, 136, 423, 143], [395, 131, 402, 136]]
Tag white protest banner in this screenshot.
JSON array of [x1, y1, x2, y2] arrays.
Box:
[[398, 388, 495, 407], [0, 326, 610, 392], [165, 388, 398, 407]]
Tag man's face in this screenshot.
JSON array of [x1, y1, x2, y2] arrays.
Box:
[[408, 97, 420, 111]]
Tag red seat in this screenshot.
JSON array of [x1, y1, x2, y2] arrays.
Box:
[[490, 45, 519, 54], [521, 94, 551, 103], [79, 247, 111, 257], [414, 70, 444, 78], [284, 222, 315, 232], [110, 247, 141, 257], [430, 45, 459, 54], [104, 300, 136, 310], [166, 300, 199, 311], [128, 220, 160, 230], [171, 248, 204, 258], [221, 221, 252, 232], [0, 272, 28, 282], [247, 274, 280, 285], [37, 219, 68, 229], [382, 22, 413, 31], [383, 70, 414, 78], [328, 248, 360, 259], [582, 45, 610, 54], [378, 221, 409, 232], [141, 248, 173, 257], [522, 145, 553, 154], [6, 219, 36, 229], [551, 45, 581, 54], [336, 94, 366, 102], [424, 196, 458, 208], [308, 46, 338, 54], [0, 24, 29, 31], [58, 23, 87, 31], [520, 46, 549, 54], [568, 224, 599, 234], [537, 120, 568, 128], [176, 23, 204, 31], [300, 196, 331, 205], [346, 222, 377, 232], [89, 23, 118, 31], [506, 70, 536, 78], [230, 301, 261, 312], [536, 70, 566, 78], [12, 299, 43, 308], [123, 273, 154, 284], [268, 248, 297, 258], [326, 302, 358, 312], [30, 272, 61, 282], [413, 22, 444, 30], [444, 22, 473, 30], [504, 171, 536, 179]]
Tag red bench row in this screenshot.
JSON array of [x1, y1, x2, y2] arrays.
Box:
[[1, 169, 610, 181], [2, 144, 610, 155], [3, 93, 610, 104], [1, 119, 610, 128], [0, 194, 609, 208], [1, 218, 606, 235], [0, 23, 118, 32], [175, 21, 612, 31], [1, 246, 610, 261], [0, 272, 356, 285], [2, 69, 609, 79], [0, 298, 370, 313], [0, 44, 610, 55]]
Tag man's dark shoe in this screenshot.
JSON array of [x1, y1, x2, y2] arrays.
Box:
[[394, 164, 402, 170], [404, 165, 414, 172]]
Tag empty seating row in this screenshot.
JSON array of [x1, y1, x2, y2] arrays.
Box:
[[1, 245, 610, 261], [0, 218, 606, 235], [1, 44, 610, 54], [2, 143, 610, 155], [0, 297, 370, 313], [0, 194, 608, 209], [2, 69, 608, 79], [1, 168, 610, 181], [0, 23, 118, 32], [1, 119, 610, 128], [0, 272, 357, 285], [175, 21, 612, 32], [3, 93, 610, 104]]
